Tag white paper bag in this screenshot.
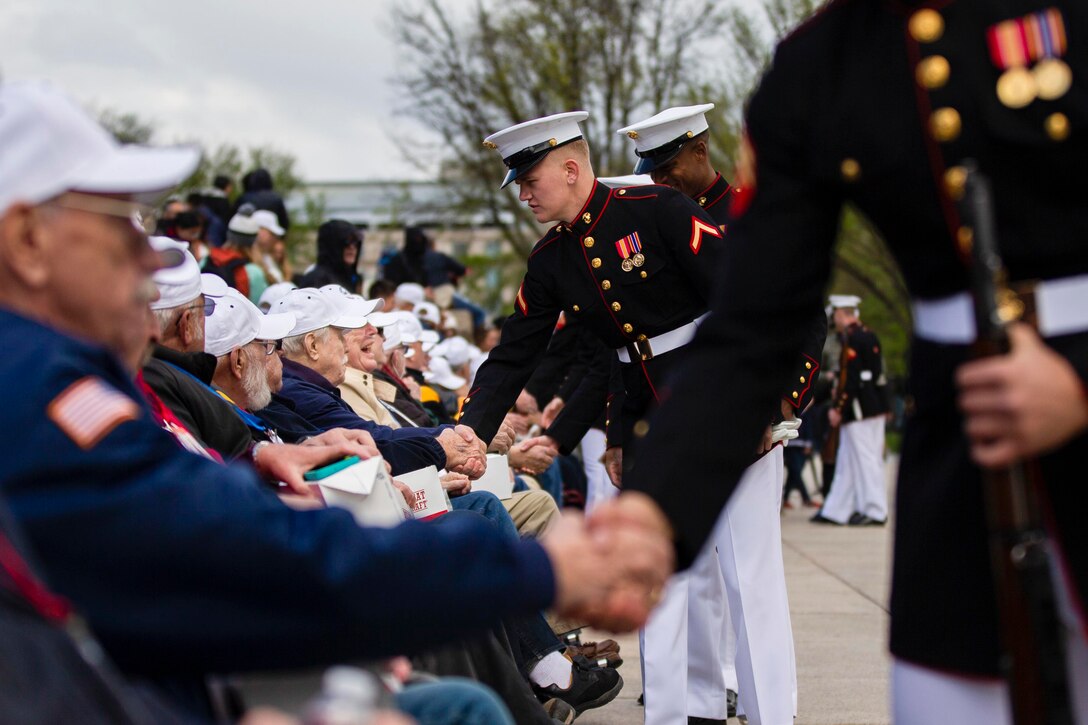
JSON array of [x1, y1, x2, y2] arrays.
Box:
[[471, 454, 514, 500], [395, 466, 453, 521], [313, 456, 412, 528]]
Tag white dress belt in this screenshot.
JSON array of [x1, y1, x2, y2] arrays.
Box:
[[616, 312, 709, 363], [912, 273, 1088, 344]]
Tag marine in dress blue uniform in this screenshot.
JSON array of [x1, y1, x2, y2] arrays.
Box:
[[623, 2, 1088, 720], [459, 112, 726, 469], [619, 104, 812, 725], [816, 295, 892, 526]]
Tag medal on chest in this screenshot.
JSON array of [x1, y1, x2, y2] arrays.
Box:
[[615, 232, 645, 272], [987, 8, 1071, 109]]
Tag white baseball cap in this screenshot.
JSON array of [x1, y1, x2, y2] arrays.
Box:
[[484, 111, 589, 188], [320, 285, 384, 319], [205, 288, 296, 358], [366, 311, 401, 330], [393, 311, 424, 343], [251, 209, 285, 236], [414, 301, 441, 326], [149, 236, 229, 310], [0, 81, 200, 215], [617, 103, 715, 175], [258, 281, 297, 311], [437, 336, 472, 367], [395, 283, 425, 307], [227, 208, 261, 235], [381, 321, 403, 351], [272, 288, 368, 336], [425, 356, 466, 390]]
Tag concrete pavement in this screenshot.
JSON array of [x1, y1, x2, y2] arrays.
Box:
[[578, 457, 896, 725]]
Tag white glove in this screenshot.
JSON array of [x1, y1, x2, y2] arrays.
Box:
[[770, 418, 802, 446]]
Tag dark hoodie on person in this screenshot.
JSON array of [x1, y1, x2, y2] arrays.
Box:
[[382, 226, 465, 288], [293, 219, 363, 292], [232, 168, 290, 232]]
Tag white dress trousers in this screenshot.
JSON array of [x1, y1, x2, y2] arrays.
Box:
[[640, 446, 797, 725], [821, 415, 887, 524], [581, 428, 616, 516]]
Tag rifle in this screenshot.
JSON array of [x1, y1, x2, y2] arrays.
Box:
[[821, 332, 851, 465], [960, 162, 1073, 725]]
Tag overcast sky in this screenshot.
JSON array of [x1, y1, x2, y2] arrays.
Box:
[[2, 0, 766, 184], [1, 0, 446, 181]]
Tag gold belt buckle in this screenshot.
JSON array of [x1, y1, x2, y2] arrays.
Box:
[[1009, 279, 1039, 329], [628, 338, 654, 362]]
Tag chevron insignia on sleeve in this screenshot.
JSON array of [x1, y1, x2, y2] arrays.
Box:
[[47, 377, 140, 450], [515, 282, 529, 315], [689, 217, 722, 254]]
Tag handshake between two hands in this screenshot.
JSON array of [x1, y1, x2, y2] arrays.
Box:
[[541, 492, 676, 633]]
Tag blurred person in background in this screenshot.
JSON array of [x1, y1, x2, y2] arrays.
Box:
[[294, 219, 362, 292], [233, 167, 289, 232]]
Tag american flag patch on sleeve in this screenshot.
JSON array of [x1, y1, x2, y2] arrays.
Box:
[[47, 377, 140, 450]]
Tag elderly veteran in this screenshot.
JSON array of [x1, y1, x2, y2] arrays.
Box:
[[205, 288, 296, 428], [0, 80, 673, 719], [140, 243, 252, 458], [340, 309, 404, 428], [265, 288, 490, 478]]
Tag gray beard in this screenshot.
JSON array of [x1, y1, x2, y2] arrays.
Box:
[[241, 349, 273, 411]]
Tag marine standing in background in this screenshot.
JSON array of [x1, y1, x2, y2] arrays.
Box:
[[811, 294, 890, 527]]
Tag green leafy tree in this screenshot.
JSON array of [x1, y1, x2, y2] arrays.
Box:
[[392, 0, 734, 258]]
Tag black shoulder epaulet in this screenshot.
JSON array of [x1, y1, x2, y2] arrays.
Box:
[[612, 185, 660, 201]]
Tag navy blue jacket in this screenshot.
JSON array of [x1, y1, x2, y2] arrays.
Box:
[[0, 309, 554, 678], [273, 358, 449, 474]]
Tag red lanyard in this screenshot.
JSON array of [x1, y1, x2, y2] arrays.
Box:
[[0, 532, 71, 622]]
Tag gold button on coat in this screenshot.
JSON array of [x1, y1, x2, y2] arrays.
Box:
[[611, 302, 622, 312], [800, 376, 806, 383], [582, 212, 592, 224], [1046, 113, 1071, 141], [633, 420, 650, 438], [840, 158, 861, 182], [640, 271, 648, 279], [956, 226, 974, 255], [601, 280, 611, 290], [792, 391, 799, 399], [916, 55, 950, 89], [909, 8, 943, 43], [805, 362, 813, 370], [591, 258, 602, 268], [930, 107, 961, 142], [622, 323, 633, 333], [583, 236, 595, 248], [943, 166, 968, 200], [572, 305, 580, 312]]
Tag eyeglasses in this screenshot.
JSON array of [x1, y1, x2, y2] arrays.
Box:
[[48, 192, 156, 227], [175, 293, 213, 315], [254, 339, 283, 356]]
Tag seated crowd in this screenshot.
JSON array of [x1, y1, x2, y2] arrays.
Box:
[[0, 82, 672, 725]]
